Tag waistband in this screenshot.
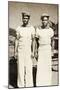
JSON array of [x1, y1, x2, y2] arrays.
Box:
[[39, 44, 51, 46]]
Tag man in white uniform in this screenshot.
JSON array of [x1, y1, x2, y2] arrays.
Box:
[[15, 12, 35, 87], [36, 13, 54, 86]]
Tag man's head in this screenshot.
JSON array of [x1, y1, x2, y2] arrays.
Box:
[[22, 12, 30, 27], [41, 13, 49, 27]]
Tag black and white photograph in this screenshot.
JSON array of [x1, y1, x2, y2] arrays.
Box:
[[8, 1, 59, 88]]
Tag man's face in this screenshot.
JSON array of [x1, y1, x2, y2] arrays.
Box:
[[22, 15, 30, 26], [42, 17, 49, 27]]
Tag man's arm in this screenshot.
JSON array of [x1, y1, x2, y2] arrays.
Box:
[[51, 36, 54, 56], [14, 32, 20, 59], [31, 34, 35, 58]]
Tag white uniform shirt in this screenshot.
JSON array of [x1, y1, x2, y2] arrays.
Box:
[[16, 26, 35, 66], [36, 27, 54, 45], [16, 26, 35, 50]]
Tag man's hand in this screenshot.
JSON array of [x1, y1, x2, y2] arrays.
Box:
[[31, 53, 37, 66], [14, 52, 18, 59], [31, 52, 34, 59], [32, 57, 37, 66]]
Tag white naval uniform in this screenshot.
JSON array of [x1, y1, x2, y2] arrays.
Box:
[[36, 27, 54, 86], [16, 26, 35, 87]]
